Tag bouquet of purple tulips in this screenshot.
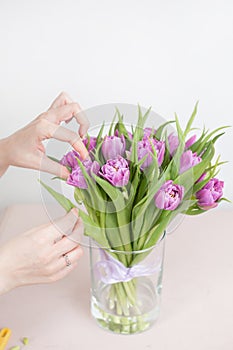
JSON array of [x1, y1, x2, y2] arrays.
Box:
[[41, 104, 228, 333]]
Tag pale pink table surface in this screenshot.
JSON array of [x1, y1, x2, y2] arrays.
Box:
[[0, 204, 233, 350]]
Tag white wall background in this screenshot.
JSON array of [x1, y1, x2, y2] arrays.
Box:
[[0, 0, 232, 209]]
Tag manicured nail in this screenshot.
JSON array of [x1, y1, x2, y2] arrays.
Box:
[[71, 208, 79, 216]]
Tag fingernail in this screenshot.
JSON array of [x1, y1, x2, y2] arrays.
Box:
[[71, 208, 79, 216], [80, 133, 86, 140], [62, 167, 71, 179]]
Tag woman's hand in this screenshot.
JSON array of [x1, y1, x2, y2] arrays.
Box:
[[0, 92, 90, 178], [0, 209, 83, 295]]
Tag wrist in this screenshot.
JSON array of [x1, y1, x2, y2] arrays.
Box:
[[0, 137, 10, 176], [0, 245, 16, 295], [0, 266, 14, 296]]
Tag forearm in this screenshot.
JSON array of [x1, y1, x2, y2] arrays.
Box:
[[0, 273, 11, 295], [0, 244, 17, 295], [0, 263, 13, 296], [0, 138, 10, 177]]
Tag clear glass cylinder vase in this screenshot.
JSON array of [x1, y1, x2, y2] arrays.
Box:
[[89, 233, 165, 335]]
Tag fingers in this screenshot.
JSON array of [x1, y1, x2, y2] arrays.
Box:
[[45, 246, 83, 278], [47, 261, 78, 283], [53, 217, 84, 257], [48, 92, 73, 110], [54, 237, 79, 257], [61, 246, 83, 267], [40, 154, 71, 178], [41, 119, 88, 160], [45, 103, 90, 138], [44, 209, 79, 243]]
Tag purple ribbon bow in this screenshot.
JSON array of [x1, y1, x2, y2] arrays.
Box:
[[94, 249, 162, 284]]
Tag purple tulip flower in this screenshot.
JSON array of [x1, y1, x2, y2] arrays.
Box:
[[168, 133, 179, 156], [67, 160, 100, 189], [143, 127, 156, 139], [137, 138, 165, 169], [60, 150, 80, 169], [179, 150, 202, 174], [154, 180, 184, 210], [102, 135, 126, 161], [196, 178, 224, 210], [168, 133, 197, 156], [67, 167, 87, 189], [83, 136, 97, 153], [196, 172, 206, 183], [185, 135, 196, 149], [101, 156, 130, 187]]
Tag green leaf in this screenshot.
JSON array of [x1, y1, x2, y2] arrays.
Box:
[[155, 120, 175, 140], [190, 126, 208, 153], [96, 121, 105, 144], [170, 113, 185, 178], [105, 213, 123, 248], [48, 155, 60, 163], [194, 126, 230, 155], [128, 165, 142, 206], [79, 209, 110, 248], [92, 137, 105, 164], [143, 211, 170, 248], [108, 111, 117, 135], [211, 132, 226, 144], [130, 105, 151, 165], [93, 176, 127, 217], [161, 129, 172, 168], [38, 180, 76, 212], [186, 207, 207, 215], [131, 161, 172, 238], [114, 108, 131, 140], [142, 106, 152, 124], [193, 176, 211, 193], [136, 204, 162, 250], [85, 134, 91, 150], [184, 101, 199, 138], [218, 197, 231, 203]]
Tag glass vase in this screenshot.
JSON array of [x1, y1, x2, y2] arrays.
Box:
[[89, 234, 165, 335]]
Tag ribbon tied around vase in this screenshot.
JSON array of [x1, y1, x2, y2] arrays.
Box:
[[94, 248, 163, 284]]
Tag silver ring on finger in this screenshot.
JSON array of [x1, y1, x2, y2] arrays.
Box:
[[63, 254, 71, 267]]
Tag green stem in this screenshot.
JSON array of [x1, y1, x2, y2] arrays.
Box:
[[122, 282, 135, 307], [115, 283, 129, 316]]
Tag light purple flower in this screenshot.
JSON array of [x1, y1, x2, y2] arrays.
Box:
[[102, 135, 126, 161], [101, 156, 130, 187], [185, 135, 196, 149], [67, 160, 100, 189], [179, 150, 202, 174], [196, 178, 224, 210], [154, 180, 184, 211], [67, 167, 87, 188], [168, 133, 179, 156], [143, 127, 156, 139], [88, 160, 101, 175], [168, 133, 197, 156], [196, 172, 206, 183], [137, 138, 165, 169], [60, 150, 80, 169], [83, 136, 97, 153]]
